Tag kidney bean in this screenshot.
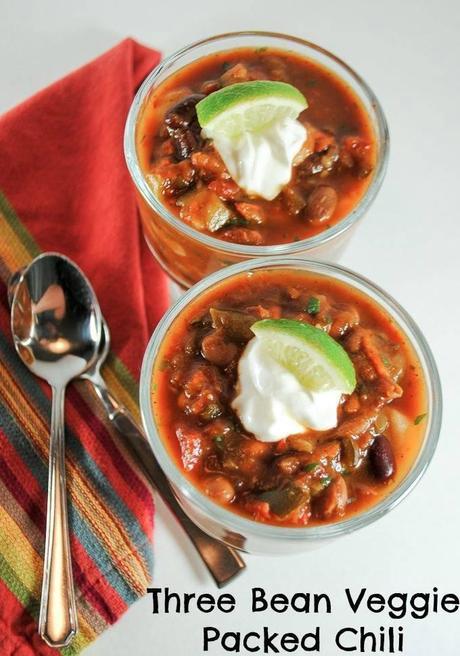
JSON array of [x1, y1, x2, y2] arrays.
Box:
[[369, 435, 395, 481], [305, 185, 338, 223]]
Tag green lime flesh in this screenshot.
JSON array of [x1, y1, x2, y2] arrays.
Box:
[[251, 318, 356, 394]]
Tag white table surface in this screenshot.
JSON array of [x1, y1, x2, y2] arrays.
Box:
[[2, 1, 459, 654]]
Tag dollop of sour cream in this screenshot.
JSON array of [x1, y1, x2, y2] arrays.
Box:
[[231, 337, 342, 442], [203, 117, 306, 201]]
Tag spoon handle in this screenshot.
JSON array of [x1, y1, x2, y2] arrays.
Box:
[[39, 385, 78, 648], [88, 373, 246, 587]]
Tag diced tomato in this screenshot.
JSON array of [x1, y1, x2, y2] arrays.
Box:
[[176, 425, 203, 471], [208, 178, 242, 201]]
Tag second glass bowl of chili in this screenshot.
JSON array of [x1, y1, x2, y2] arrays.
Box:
[[125, 31, 389, 289], [140, 258, 441, 554]]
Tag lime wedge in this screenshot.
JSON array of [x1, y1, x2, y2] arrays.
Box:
[[196, 81, 307, 137], [251, 319, 356, 394]]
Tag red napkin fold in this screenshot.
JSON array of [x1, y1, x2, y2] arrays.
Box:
[[0, 39, 169, 655], [0, 37, 168, 377]]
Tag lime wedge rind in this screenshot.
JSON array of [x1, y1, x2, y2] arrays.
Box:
[[196, 80, 308, 137], [251, 319, 356, 394]]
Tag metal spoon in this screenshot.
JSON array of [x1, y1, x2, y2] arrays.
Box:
[[9, 262, 246, 588], [10, 254, 102, 648]]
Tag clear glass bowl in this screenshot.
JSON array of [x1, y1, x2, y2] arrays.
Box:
[[125, 32, 389, 289], [140, 258, 442, 554]]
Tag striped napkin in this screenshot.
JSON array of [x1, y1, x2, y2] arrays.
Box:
[[0, 40, 168, 654]]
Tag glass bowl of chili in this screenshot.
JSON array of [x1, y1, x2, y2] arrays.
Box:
[[139, 258, 441, 554], [125, 31, 389, 290]]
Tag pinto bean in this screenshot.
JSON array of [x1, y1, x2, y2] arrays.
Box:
[[234, 202, 266, 224], [220, 227, 264, 245], [305, 185, 338, 223], [202, 475, 235, 503], [330, 305, 360, 339], [282, 185, 307, 215], [287, 434, 314, 453], [340, 136, 374, 177], [220, 62, 251, 86], [369, 435, 395, 481], [201, 329, 238, 366], [320, 143, 340, 171], [200, 79, 221, 95], [337, 407, 380, 439], [265, 55, 289, 81], [275, 455, 301, 475]]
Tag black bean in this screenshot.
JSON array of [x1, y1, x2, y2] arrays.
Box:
[[164, 94, 205, 128], [369, 435, 395, 481], [169, 126, 202, 160], [164, 94, 205, 160]]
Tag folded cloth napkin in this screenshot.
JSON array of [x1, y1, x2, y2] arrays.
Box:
[[0, 39, 169, 655]]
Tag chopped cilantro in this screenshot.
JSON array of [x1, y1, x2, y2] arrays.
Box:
[[306, 296, 320, 315], [303, 463, 319, 473], [321, 476, 332, 488], [414, 413, 427, 425]]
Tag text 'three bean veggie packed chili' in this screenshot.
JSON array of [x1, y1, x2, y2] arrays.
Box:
[[137, 47, 376, 246], [151, 269, 427, 527]]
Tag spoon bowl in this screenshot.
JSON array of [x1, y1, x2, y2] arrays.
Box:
[[11, 254, 101, 385]]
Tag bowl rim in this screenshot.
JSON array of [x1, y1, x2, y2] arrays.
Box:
[[140, 257, 442, 542], [124, 30, 390, 257]]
